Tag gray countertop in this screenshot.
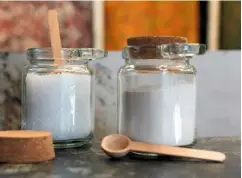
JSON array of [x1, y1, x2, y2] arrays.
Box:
[[0, 136, 240, 178]]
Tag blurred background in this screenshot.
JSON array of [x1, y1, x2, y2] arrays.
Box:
[[0, 1, 240, 52]]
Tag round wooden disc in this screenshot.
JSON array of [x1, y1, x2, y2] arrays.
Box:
[[0, 130, 55, 163]]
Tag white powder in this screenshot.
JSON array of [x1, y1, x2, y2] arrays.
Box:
[[22, 73, 93, 141], [119, 74, 196, 146]]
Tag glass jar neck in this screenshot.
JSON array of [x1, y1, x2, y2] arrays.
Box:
[[27, 48, 107, 66], [30, 59, 89, 66], [126, 57, 191, 67]]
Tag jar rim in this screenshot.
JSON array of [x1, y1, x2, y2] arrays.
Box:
[[27, 48, 108, 61]]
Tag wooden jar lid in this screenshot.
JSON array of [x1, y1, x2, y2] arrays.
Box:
[[0, 130, 55, 163]]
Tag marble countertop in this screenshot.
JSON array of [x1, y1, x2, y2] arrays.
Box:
[[0, 136, 240, 178]]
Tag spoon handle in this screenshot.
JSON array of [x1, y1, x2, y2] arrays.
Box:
[[130, 141, 226, 162]]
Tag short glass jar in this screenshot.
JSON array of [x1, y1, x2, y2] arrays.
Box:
[[118, 36, 206, 149], [21, 48, 107, 149]]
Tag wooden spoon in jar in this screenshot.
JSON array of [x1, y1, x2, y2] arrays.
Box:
[[101, 134, 226, 162]]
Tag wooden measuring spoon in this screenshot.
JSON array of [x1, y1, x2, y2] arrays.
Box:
[[101, 134, 226, 162]]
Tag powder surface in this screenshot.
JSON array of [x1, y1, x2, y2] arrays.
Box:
[[22, 73, 92, 141], [119, 74, 196, 146]]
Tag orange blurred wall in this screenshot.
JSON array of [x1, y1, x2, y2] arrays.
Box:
[[105, 1, 199, 50]]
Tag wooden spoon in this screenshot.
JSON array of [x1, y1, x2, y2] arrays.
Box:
[[48, 7, 63, 65], [101, 134, 226, 162]]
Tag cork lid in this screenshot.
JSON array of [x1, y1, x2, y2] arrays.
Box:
[[125, 36, 188, 59], [127, 36, 187, 46], [0, 130, 55, 163]]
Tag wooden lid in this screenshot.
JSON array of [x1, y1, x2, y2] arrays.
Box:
[[126, 36, 187, 59], [0, 130, 55, 163]]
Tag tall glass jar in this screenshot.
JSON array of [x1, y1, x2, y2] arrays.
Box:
[[118, 36, 206, 149], [22, 48, 107, 149]]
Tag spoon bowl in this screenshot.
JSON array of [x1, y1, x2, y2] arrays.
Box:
[[101, 134, 131, 158]]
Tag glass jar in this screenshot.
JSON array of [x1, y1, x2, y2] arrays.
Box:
[[21, 48, 107, 149], [118, 36, 206, 149]]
